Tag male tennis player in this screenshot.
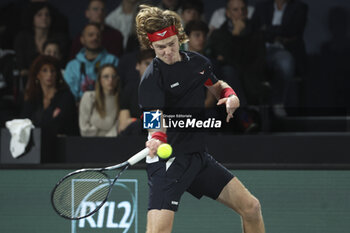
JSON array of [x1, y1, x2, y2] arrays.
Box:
[[136, 5, 265, 233]]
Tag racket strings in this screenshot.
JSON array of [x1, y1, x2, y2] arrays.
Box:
[[52, 171, 111, 219]]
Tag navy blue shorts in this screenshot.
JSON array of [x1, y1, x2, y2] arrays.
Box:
[[146, 151, 234, 211]]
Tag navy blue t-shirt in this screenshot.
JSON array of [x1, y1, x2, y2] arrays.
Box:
[[139, 51, 218, 155]]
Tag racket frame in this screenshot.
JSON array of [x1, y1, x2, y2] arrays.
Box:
[[51, 147, 149, 220]]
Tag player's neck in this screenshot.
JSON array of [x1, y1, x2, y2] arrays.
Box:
[[158, 52, 182, 65]]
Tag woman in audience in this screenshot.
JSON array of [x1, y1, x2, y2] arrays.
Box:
[[14, 2, 69, 78], [21, 55, 77, 135], [21, 55, 78, 162], [79, 64, 120, 137]]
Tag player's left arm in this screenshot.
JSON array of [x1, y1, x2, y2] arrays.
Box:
[[206, 80, 240, 122]]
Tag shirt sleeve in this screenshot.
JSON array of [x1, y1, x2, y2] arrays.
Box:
[[203, 60, 219, 87], [138, 61, 165, 111]]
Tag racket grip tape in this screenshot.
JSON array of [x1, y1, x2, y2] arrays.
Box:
[[127, 148, 150, 165]]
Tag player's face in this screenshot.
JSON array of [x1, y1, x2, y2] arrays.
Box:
[[37, 64, 57, 88], [86, 0, 105, 24], [226, 0, 247, 21], [188, 30, 206, 53], [151, 35, 181, 65], [100, 66, 118, 94], [81, 25, 102, 51]]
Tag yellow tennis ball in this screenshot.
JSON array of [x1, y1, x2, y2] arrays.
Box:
[[157, 143, 172, 159]]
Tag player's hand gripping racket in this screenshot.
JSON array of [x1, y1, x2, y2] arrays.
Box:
[[51, 148, 149, 220]]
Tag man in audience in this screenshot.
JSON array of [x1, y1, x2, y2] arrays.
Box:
[[206, 0, 266, 106], [70, 0, 124, 59], [105, 0, 140, 49], [180, 0, 204, 26], [208, 0, 255, 35], [185, 20, 209, 54], [251, 0, 308, 116], [64, 23, 119, 101], [205, 0, 264, 132]]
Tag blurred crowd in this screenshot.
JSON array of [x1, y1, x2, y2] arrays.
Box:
[[2, 0, 345, 161]]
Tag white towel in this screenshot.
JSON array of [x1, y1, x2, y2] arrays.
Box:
[[5, 119, 34, 158]]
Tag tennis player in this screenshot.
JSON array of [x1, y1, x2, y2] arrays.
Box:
[[136, 5, 265, 233]]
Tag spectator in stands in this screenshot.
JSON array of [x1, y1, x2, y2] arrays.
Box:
[[42, 39, 66, 78], [185, 20, 209, 54], [124, 15, 141, 53], [42, 40, 61, 61], [105, 0, 141, 49], [14, 2, 69, 78], [42, 39, 66, 70], [21, 0, 69, 35], [205, 0, 266, 105], [64, 23, 119, 101], [158, 0, 181, 13], [79, 64, 120, 137], [208, 0, 255, 35], [0, 0, 69, 50], [180, 0, 204, 26], [21, 55, 78, 136], [118, 49, 154, 134], [184, 20, 217, 108], [70, 0, 124, 59], [251, 0, 308, 115]]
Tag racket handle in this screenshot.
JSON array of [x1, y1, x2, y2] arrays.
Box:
[[127, 148, 149, 165]]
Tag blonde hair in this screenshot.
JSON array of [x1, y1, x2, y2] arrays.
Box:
[[135, 4, 188, 49], [95, 64, 120, 118]]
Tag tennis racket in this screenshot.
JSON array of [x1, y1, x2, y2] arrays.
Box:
[[51, 148, 149, 220]]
